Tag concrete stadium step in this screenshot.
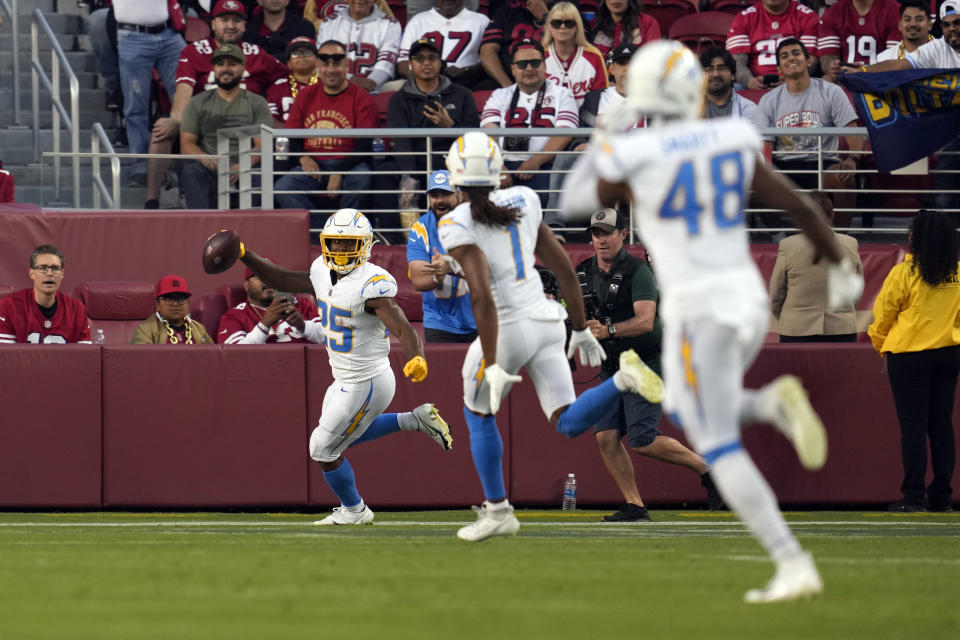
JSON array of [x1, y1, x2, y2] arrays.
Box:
[[0, 50, 99, 73], [0, 127, 110, 151], [0, 71, 102, 90], [4, 12, 85, 34], [11, 184, 151, 209], [10, 0, 58, 14], [1, 87, 111, 110]]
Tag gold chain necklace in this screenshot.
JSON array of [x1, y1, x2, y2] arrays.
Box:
[[160, 314, 194, 344], [290, 70, 319, 100], [898, 35, 935, 60]]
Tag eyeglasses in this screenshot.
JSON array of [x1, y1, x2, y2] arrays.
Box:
[[411, 54, 441, 64], [317, 53, 347, 64], [703, 64, 730, 73], [159, 295, 190, 304], [31, 265, 63, 274], [513, 59, 543, 69], [550, 19, 577, 29], [288, 49, 316, 59]]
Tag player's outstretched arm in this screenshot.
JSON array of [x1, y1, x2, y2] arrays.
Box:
[[751, 160, 842, 264], [240, 248, 313, 294], [448, 244, 498, 366], [367, 297, 427, 381]]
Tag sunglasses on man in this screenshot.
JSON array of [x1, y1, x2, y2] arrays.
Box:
[[317, 53, 347, 63], [513, 59, 543, 69]]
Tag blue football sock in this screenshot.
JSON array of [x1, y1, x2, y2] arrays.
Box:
[[351, 413, 400, 446], [463, 406, 506, 502], [556, 377, 621, 438], [322, 458, 362, 508]]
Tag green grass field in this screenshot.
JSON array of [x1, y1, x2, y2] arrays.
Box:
[[0, 510, 957, 640]]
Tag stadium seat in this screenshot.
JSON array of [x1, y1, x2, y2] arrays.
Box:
[[738, 88, 768, 104], [643, 0, 699, 36], [73, 281, 155, 344], [373, 91, 395, 151], [190, 293, 227, 340], [668, 11, 734, 54], [218, 284, 247, 310], [472, 89, 494, 113], [185, 17, 210, 43], [707, 0, 754, 15]]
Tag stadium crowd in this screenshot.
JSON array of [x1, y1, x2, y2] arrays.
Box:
[[68, 0, 960, 221]]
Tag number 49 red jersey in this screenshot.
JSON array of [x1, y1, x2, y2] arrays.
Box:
[[726, 0, 820, 77], [175, 38, 287, 96], [0, 290, 91, 344]]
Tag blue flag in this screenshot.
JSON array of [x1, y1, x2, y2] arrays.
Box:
[[838, 69, 960, 172]]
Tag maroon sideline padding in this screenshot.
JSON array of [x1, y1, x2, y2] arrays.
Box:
[[0, 346, 101, 507], [0, 209, 310, 297], [101, 346, 309, 507]]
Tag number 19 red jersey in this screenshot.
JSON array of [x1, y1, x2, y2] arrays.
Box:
[[0, 290, 91, 344], [817, 0, 900, 65]]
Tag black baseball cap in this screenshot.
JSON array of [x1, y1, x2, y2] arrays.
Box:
[[608, 43, 638, 65], [410, 38, 441, 57]]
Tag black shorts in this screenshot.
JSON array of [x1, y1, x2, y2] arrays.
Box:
[[592, 391, 662, 448]]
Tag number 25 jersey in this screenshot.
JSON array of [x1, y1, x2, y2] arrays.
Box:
[[309, 260, 397, 383]]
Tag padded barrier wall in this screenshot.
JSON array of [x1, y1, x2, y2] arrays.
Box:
[[2, 343, 959, 508], [0, 209, 310, 297]]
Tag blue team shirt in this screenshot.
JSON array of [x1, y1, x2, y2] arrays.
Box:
[[406, 211, 476, 335]]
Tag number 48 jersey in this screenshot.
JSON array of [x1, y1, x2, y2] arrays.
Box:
[[592, 118, 761, 300]]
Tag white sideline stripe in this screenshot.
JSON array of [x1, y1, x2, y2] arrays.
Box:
[[715, 553, 960, 566], [0, 520, 954, 528]]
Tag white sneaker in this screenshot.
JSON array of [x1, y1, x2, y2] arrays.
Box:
[[313, 504, 375, 526], [744, 551, 823, 603], [618, 349, 664, 403], [456, 501, 520, 542], [412, 403, 453, 451], [766, 375, 827, 471]]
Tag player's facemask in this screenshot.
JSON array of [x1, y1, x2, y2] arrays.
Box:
[[321, 235, 372, 273]]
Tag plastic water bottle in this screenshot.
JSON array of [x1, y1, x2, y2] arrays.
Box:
[[93, 329, 106, 345], [562, 473, 577, 511]]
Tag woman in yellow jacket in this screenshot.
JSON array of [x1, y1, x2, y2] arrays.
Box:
[[869, 211, 960, 513]]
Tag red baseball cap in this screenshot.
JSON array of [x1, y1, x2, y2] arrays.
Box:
[[155, 275, 192, 298], [212, 0, 247, 19]]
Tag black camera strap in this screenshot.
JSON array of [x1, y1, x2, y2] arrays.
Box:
[[506, 83, 546, 127]]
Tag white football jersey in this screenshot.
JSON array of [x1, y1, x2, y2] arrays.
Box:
[[398, 8, 490, 67], [316, 6, 401, 87], [438, 185, 559, 325], [309, 259, 398, 383], [479, 80, 579, 162], [593, 117, 765, 314]]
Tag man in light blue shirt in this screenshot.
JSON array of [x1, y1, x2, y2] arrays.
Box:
[[406, 170, 477, 343]]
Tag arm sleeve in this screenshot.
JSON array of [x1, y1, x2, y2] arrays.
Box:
[[218, 311, 267, 345], [407, 221, 431, 262], [176, 47, 198, 88], [828, 83, 857, 127], [254, 96, 273, 127], [629, 263, 658, 303], [398, 17, 418, 63], [725, 13, 751, 56], [868, 265, 904, 352], [369, 20, 402, 87], [480, 88, 507, 126], [800, 10, 820, 56], [768, 245, 787, 319], [817, 7, 841, 58], [555, 87, 580, 128], [180, 98, 200, 136]]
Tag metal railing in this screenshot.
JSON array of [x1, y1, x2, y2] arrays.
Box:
[[31, 6, 79, 207], [90, 122, 120, 209], [0, 0, 22, 126]]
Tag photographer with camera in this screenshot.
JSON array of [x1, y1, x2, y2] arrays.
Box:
[[480, 39, 578, 208], [577, 208, 723, 521]]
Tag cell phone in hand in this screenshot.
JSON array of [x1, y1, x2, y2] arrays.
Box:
[[762, 74, 780, 87], [274, 291, 295, 305]]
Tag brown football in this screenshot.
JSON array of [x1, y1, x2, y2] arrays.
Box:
[[202, 229, 241, 274]]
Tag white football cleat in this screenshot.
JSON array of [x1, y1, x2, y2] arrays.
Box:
[[617, 349, 664, 403], [412, 403, 453, 451], [766, 375, 827, 471], [744, 552, 823, 603], [457, 501, 520, 542], [313, 504, 375, 526]]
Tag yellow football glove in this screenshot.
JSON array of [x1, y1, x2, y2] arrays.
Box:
[[403, 355, 428, 382]]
